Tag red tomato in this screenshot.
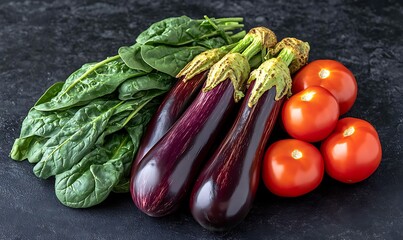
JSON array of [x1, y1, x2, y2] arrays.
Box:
[[262, 139, 324, 197], [321, 117, 382, 183], [292, 60, 357, 115], [281, 86, 339, 142]]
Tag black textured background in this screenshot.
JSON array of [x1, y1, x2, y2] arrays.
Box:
[[1, 0, 402, 239]]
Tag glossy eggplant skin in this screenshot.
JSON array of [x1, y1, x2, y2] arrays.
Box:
[[189, 82, 283, 231], [132, 71, 207, 171], [130, 79, 236, 217]]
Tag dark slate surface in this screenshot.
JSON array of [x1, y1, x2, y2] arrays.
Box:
[[1, 0, 402, 239]]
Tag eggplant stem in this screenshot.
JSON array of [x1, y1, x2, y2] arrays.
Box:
[[242, 40, 263, 60], [230, 35, 254, 53], [277, 47, 295, 67]]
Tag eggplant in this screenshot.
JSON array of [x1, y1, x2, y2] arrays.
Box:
[[131, 79, 237, 216], [133, 71, 207, 168], [189, 38, 310, 231], [189, 81, 283, 231]]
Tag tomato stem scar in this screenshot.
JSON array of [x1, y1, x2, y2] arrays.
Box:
[[319, 68, 330, 79], [343, 126, 355, 137], [291, 149, 303, 159]]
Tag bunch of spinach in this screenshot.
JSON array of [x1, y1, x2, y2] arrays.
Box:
[[10, 15, 244, 208]]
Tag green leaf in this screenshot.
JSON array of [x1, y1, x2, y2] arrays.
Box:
[[196, 36, 227, 49], [11, 108, 79, 160], [118, 72, 174, 100], [26, 137, 48, 163], [35, 56, 145, 111], [55, 132, 134, 208], [112, 178, 130, 193], [10, 108, 78, 162], [95, 97, 159, 146], [141, 45, 207, 77], [34, 82, 64, 106], [136, 16, 195, 45], [21, 108, 78, 138], [136, 16, 242, 46], [10, 136, 46, 162], [10, 82, 77, 161], [118, 44, 153, 72], [33, 100, 122, 179]]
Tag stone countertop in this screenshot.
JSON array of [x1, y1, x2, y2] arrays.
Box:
[[0, 0, 402, 239]]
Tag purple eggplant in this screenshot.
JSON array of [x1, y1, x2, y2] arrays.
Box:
[[189, 81, 283, 231], [189, 38, 310, 231], [131, 78, 237, 217], [133, 71, 207, 169]]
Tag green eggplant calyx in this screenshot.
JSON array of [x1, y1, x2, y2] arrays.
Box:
[[176, 48, 229, 81], [231, 27, 278, 59], [247, 58, 292, 107], [203, 53, 250, 102], [269, 37, 310, 74]]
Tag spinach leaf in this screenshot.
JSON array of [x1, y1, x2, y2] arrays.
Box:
[[136, 16, 195, 45], [136, 16, 241, 46], [10, 136, 47, 162], [34, 82, 64, 106], [118, 72, 174, 100], [10, 106, 77, 162], [55, 132, 134, 208], [25, 82, 72, 139], [35, 56, 145, 111], [95, 97, 159, 145], [19, 108, 78, 139], [26, 137, 49, 163], [33, 100, 122, 179], [112, 178, 130, 193], [118, 43, 153, 73], [55, 99, 159, 202], [10, 82, 77, 161], [196, 36, 228, 49], [141, 45, 207, 77]]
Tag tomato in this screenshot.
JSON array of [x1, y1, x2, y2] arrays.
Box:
[[321, 117, 382, 183], [292, 59, 357, 115], [262, 139, 324, 197], [281, 86, 339, 142]]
